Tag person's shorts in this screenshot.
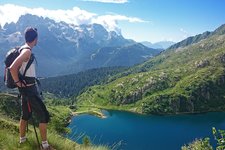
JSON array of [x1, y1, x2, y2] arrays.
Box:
[[19, 85, 50, 123]]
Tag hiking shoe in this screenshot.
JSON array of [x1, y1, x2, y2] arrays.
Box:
[[40, 145, 56, 150], [18, 139, 30, 148], [19, 137, 27, 144], [19, 138, 31, 145]]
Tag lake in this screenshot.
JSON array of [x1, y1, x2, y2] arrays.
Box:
[[67, 110, 225, 150]]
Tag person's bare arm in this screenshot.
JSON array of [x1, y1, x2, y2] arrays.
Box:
[[9, 49, 31, 87]]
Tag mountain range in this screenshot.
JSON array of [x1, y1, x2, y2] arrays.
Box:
[[141, 41, 175, 49], [0, 14, 160, 77]]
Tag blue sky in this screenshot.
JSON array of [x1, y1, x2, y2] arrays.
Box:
[[0, 0, 225, 43]]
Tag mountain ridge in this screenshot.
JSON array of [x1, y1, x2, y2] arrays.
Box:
[[0, 14, 159, 77], [168, 24, 225, 50]]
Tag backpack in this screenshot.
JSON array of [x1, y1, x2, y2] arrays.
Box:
[[4, 46, 34, 88]]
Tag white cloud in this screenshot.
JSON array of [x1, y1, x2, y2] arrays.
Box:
[[81, 0, 128, 3], [0, 4, 28, 27], [0, 4, 146, 34], [93, 14, 148, 33], [0, 4, 96, 26]]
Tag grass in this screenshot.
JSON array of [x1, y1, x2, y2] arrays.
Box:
[[0, 93, 109, 150], [0, 112, 109, 150], [0, 127, 108, 150]]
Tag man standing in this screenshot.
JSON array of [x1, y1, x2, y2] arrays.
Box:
[[9, 27, 53, 150]]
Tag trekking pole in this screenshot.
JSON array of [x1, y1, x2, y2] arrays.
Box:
[[27, 100, 41, 149], [31, 115, 41, 149], [26, 121, 29, 133]]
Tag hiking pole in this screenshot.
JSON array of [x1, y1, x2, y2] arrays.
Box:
[[27, 100, 41, 149], [31, 115, 41, 149], [26, 121, 29, 133]]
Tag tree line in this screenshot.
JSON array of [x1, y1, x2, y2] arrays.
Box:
[[40, 67, 127, 98]]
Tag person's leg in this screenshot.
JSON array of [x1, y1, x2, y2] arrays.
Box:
[[38, 106, 50, 149], [19, 119, 27, 137], [19, 94, 30, 143], [28, 85, 51, 149], [39, 123, 51, 149], [39, 123, 47, 141], [29, 94, 50, 148], [19, 119, 28, 143]]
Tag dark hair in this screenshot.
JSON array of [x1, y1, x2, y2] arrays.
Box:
[[24, 27, 38, 43]]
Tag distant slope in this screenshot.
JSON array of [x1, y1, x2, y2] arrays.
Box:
[[89, 43, 159, 67], [155, 41, 176, 49], [40, 67, 128, 98], [141, 41, 175, 49], [63, 43, 158, 75], [76, 24, 225, 114]]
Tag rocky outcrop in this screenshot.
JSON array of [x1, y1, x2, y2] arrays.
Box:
[[111, 73, 170, 105], [195, 59, 210, 68], [219, 53, 225, 63]]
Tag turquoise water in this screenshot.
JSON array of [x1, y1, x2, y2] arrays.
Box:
[[67, 110, 225, 150]]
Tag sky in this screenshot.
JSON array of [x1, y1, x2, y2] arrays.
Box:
[[0, 0, 225, 43]]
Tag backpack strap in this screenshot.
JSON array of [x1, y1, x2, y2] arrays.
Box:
[[22, 54, 34, 77], [18, 47, 31, 53], [18, 47, 34, 78]]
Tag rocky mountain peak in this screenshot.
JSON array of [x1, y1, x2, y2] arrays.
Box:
[[0, 13, 157, 76]]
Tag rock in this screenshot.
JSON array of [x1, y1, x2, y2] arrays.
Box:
[[219, 53, 225, 63], [195, 59, 210, 68]]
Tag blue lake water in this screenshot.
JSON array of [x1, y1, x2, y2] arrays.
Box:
[[67, 110, 225, 150]]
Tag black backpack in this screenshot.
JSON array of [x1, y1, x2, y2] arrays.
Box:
[[4, 46, 34, 88]]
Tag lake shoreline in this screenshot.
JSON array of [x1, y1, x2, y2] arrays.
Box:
[[72, 105, 225, 118], [72, 110, 107, 118]]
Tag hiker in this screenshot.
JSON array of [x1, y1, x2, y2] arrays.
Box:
[[9, 27, 54, 150]]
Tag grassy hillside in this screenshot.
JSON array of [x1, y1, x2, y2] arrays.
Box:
[[0, 93, 108, 150], [76, 24, 225, 114]]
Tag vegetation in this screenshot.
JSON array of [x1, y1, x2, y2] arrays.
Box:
[[0, 93, 108, 150], [39, 67, 128, 98], [76, 24, 225, 115], [212, 127, 225, 150], [182, 128, 225, 150], [182, 138, 213, 150], [82, 136, 91, 147]]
